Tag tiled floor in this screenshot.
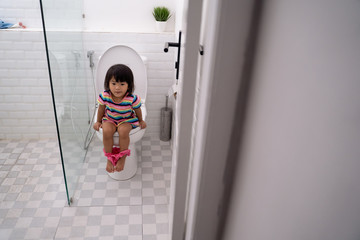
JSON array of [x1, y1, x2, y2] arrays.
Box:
[[0, 136, 172, 240]]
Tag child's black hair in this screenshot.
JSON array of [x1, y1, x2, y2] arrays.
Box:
[[104, 64, 134, 94]]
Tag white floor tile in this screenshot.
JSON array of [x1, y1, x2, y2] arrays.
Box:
[[0, 136, 172, 239]]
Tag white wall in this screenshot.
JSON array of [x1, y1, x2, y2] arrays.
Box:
[[84, 0, 176, 32], [174, 0, 185, 33], [0, 30, 55, 139], [0, 0, 176, 32], [223, 1, 360, 240]]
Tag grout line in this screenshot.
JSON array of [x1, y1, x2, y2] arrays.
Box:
[[0, 136, 172, 238]]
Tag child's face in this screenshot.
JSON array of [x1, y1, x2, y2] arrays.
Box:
[[109, 77, 128, 99]]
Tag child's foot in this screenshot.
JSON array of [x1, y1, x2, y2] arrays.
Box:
[[106, 160, 114, 173], [115, 156, 126, 172]]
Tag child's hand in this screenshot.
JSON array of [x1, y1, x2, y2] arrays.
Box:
[[139, 120, 147, 129], [93, 122, 102, 131]]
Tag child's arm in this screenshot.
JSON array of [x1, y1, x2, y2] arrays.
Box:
[[134, 108, 147, 129], [93, 104, 105, 131]]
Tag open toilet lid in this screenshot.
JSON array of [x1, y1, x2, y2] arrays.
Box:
[[96, 45, 147, 101]]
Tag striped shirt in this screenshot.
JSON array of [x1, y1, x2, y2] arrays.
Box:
[[98, 91, 141, 127]]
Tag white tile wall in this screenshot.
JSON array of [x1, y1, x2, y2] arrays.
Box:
[[1, 0, 177, 32], [0, 29, 55, 140], [0, 29, 176, 140]]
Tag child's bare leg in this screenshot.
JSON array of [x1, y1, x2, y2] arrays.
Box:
[[102, 122, 116, 173], [115, 123, 132, 172]]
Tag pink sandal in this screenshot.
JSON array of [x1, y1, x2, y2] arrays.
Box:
[[103, 147, 131, 166]]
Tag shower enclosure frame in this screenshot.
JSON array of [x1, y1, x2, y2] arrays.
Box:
[[39, 0, 96, 205], [39, 0, 70, 205]]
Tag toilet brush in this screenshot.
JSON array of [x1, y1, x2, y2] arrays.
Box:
[[160, 95, 172, 141]]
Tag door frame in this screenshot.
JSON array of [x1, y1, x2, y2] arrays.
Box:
[[171, 0, 260, 239], [169, 0, 204, 239]]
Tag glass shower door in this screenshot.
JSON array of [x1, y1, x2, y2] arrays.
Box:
[[39, 0, 95, 205]]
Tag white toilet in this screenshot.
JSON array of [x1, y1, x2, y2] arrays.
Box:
[[94, 45, 147, 180]]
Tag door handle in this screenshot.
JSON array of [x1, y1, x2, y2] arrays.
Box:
[[199, 45, 204, 55], [164, 31, 182, 79]]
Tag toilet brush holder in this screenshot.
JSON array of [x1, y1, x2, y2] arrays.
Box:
[[160, 95, 172, 141]]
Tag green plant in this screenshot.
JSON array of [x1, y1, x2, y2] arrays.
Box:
[[152, 7, 172, 22]]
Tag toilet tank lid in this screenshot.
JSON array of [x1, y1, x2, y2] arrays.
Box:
[[96, 45, 148, 101]]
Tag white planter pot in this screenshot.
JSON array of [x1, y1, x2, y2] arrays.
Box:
[[155, 21, 167, 32]]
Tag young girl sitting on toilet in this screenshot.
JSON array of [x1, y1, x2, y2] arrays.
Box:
[[93, 64, 146, 173]]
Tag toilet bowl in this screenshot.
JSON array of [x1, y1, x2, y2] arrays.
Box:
[[94, 45, 148, 180]]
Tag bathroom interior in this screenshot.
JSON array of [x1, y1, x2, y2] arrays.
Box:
[[3, 1, 360, 240], [0, 0, 182, 239]]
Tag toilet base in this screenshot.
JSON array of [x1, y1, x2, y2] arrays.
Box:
[[107, 143, 138, 181]]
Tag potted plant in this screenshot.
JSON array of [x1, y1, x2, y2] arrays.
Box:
[[152, 6, 172, 32]]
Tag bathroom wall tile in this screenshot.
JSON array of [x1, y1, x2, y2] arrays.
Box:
[[0, 32, 23, 41], [8, 112, 24, 119], [1, 95, 22, 105], [32, 42, 46, 51], [0, 41, 13, 50], [1, 30, 175, 140], [17, 59, 38, 69], [148, 61, 175, 70], [7, 70, 27, 79], [21, 31, 44, 42], [132, 43, 165, 53], [0, 101, 18, 111], [147, 94, 171, 103], [0, 0, 13, 8], [2, 134, 22, 140], [4, 86, 29, 96], [4, 50, 25, 59], [143, 52, 175, 62], [24, 50, 47, 60], [0, 111, 7, 119], [0, 65, 14, 78], [35, 61, 47, 70], [148, 86, 173, 95], [148, 102, 170, 111], [0, 69, 8, 78], [12, 41, 34, 51], [147, 70, 174, 80], [24, 9, 41, 19], [15, 0, 38, 9], [3, 8, 25, 17], [22, 95, 47, 103], [39, 133, 57, 139], [19, 78, 40, 87]]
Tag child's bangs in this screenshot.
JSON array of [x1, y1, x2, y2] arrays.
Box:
[[114, 71, 131, 83]]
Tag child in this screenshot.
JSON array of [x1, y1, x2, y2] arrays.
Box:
[[93, 64, 146, 173]]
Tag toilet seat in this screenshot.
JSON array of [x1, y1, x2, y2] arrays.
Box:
[[94, 103, 147, 145]]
